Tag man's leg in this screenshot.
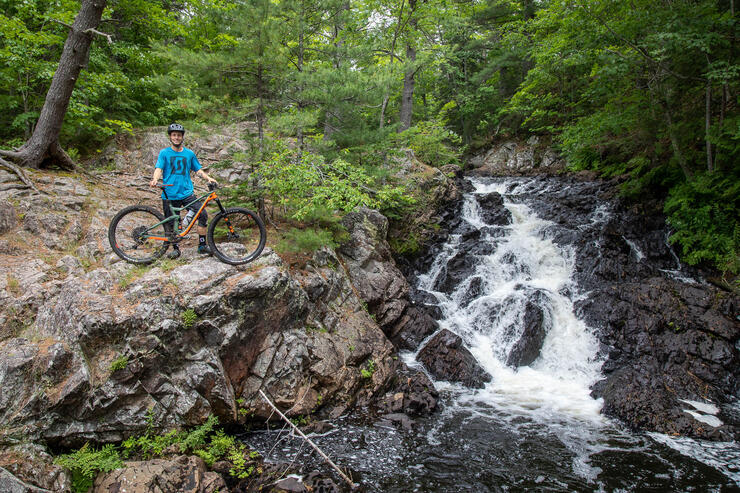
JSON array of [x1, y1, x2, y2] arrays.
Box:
[[183, 195, 211, 255], [163, 199, 181, 259]]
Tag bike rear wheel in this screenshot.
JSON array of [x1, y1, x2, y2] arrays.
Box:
[[207, 207, 266, 265], [109, 205, 169, 264]]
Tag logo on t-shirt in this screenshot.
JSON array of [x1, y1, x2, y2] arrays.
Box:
[[169, 156, 188, 176]]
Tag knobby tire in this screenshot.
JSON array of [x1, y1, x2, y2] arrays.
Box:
[[207, 207, 266, 265], [108, 205, 169, 264]]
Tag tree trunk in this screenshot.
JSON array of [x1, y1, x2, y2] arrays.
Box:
[[1, 0, 106, 169], [398, 0, 417, 132], [323, 1, 349, 140], [706, 81, 713, 172], [664, 104, 693, 180], [399, 44, 416, 131]]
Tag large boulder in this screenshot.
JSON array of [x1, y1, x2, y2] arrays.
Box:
[[468, 138, 566, 176], [506, 299, 547, 368], [474, 192, 512, 226], [417, 329, 491, 388], [339, 208, 438, 349], [585, 277, 739, 440], [0, 443, 70, 492], [93, 455, 225, 493]]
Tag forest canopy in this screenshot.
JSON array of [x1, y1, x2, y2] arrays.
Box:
[[0, 0, 737, 275]]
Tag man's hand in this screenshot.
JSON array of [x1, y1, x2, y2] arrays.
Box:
[[197, 169, 217, 185], [150, 167, 163, 187]]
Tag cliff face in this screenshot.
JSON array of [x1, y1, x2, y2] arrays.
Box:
[[0, 127, 450, 490]]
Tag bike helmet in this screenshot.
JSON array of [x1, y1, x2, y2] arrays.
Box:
[[167, 123, 185, 134]]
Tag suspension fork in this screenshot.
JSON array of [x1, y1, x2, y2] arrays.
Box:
[[211, 195, 237, 235]]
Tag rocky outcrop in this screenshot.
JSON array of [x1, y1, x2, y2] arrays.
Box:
[[506, 299, 547, 368], [374, 365, 438, 417], [409, 171, 739, 440], [0, 443, 70, 492], [340, 208, 438, 350], [93, 455, 225, 492], [417, 329, 492, 388], [468, 137, 566, 175], [585, 277, 739, 440], [0, 138, 455, 490]]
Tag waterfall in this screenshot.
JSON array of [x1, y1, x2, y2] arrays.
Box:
[[247, 176, 738, 491], [411, 177, 604, 423]]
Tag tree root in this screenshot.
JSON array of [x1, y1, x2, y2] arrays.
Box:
[[0, 157, 47, 195]]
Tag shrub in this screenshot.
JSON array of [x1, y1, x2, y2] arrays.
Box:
[[665, 172, 740, 275]]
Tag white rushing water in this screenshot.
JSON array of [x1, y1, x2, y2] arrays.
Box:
[[412, 178, 605, 425]]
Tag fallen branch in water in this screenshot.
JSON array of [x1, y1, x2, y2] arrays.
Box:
[[258, 389, 357, 489]]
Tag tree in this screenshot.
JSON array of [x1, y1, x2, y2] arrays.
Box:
[[0, 0, 107, 173]]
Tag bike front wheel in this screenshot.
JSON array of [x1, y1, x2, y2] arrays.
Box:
[[109, 205, 169, 264], [207, 207, 266, 265]]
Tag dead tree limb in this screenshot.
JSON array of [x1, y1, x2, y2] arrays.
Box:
[[258, 390, 357, 489]]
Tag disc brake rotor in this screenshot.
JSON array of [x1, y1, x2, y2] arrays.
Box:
[[131, 225, 148, 245]]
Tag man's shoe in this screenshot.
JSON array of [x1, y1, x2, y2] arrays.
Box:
[[168, 247, 181, 259], [198, 244, 211, 255]]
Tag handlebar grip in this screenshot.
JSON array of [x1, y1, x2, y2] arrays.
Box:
[[208, 182, 219, 191]]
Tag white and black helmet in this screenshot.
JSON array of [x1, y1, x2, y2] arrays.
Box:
[[167, 123, 185, 134]]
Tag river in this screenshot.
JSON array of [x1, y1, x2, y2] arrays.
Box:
[[246, 176, 740, 491]]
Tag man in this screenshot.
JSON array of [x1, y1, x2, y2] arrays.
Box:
[[149, 123, 217, 259]]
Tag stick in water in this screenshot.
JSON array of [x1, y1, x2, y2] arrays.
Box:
[[258, 390, 357, 489]]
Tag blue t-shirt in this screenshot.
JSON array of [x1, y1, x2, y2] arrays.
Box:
[[155, 147, 202, 200]]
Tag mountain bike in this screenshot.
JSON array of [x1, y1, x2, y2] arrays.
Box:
[[108, 183, 266, 265]]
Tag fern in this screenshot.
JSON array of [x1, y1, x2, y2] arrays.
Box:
[[55, 443, 123, 493]]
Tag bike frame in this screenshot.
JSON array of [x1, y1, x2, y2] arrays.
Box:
[[143, 185, 230, 244]]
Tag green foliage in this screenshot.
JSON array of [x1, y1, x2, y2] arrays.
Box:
[[180, 414, 219, 452], [110, 355, 129, 372], [227, 442, 255, 479], [277, 227, 338, 254], [392, 121, 462, 167], [193, 430, 234, 467], [256, 144, 415, 222], [665, 173, 740, 274], [55, 443, 123, 493], [181, 308, 198, 328], [61, 414, 259, 485], [360, 359, 376, 379]]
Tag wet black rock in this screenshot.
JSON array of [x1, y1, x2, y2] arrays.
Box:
[[417, 329, 492, 388], [506, 300, 547, 368], [584, 277, 739, 440], [375, 365, 438, 416], [416, 174, 739, 440], [521, 176, 739, 439], [474, 192, 512, 225], [432, 251, 479, 294]]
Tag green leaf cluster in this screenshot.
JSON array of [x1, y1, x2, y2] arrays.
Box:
[[55, 414, 263, 493], [54, 443, 123, 493], [256, 144, 415, 222], [665, 172, 740, 274]]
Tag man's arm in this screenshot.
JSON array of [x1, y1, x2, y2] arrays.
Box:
[[196, 168, 217, 184], [149, 167, 163, 187]]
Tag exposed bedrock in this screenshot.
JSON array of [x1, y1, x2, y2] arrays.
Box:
[[339, 207, 438, 350], [417, 329, 492, 389]]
